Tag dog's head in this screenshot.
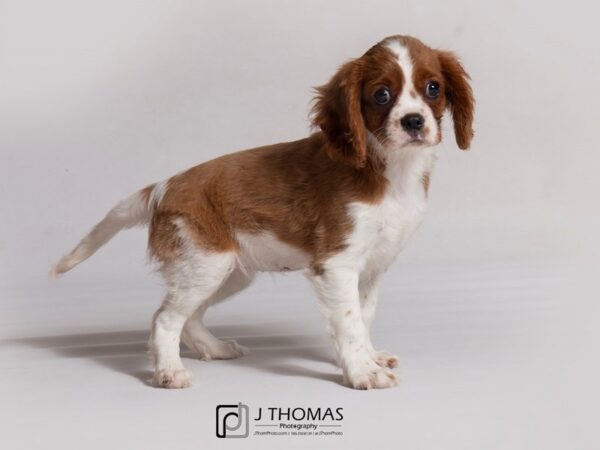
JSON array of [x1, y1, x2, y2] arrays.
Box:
[[312, 35, 474, 168]]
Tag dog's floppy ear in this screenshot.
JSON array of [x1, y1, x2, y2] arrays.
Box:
[[312, 59, 367, 169], [437, 51, 474, 150]]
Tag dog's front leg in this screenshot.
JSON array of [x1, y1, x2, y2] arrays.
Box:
[[359, 273, 399, 369], [309, 267, 398, 390]]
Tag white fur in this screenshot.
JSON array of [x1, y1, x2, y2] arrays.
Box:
[[148, 179, 168, 208], [385, 40, 439, 147], [235, 230, 310, 273], [50, 186, 157, 276]]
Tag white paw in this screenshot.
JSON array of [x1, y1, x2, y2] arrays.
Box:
[[182, 333, 247, 361], [345, 364, 398, 390], [152, 369, 192, 389], [208, 340, 248, 360], [372, 350, 399, 368]]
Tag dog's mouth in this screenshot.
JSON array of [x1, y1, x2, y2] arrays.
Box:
[[402, 136, 427, 147], [400, 129, 428, 146], [378, 130, 430, 150]]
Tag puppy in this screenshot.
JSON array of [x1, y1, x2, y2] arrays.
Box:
[[53, 35, 474, 389]]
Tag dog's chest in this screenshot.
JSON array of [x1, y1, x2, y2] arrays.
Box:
[[346, 184, 427, 270], [338, 150, 434, 272]]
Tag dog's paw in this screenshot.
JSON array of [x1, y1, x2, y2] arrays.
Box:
[[182, 334, 247, 361], [345, 365, 398, 390], [206, 340, 248, 360], [372, 350, 399, 369], [152, 369, 192, 389]]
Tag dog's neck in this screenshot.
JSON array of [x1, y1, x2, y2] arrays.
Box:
[[367, 131, 436, 194]]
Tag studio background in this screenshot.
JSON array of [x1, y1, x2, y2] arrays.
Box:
[[1, 1, 598, 449]]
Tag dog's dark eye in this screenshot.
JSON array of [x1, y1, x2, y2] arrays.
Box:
[[374, 87, 391, 105], [425, 81, 440, 99]]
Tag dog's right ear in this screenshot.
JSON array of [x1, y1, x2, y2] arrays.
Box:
[[312, 59, 367, 169]]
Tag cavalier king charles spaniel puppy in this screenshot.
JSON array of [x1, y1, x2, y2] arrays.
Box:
[[53, 35, 474, 389]]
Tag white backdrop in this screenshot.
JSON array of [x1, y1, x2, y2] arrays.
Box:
[[1, 0, 599, 287], [1, 2, 599, 450]]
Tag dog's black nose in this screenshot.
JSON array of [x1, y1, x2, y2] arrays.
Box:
[[400, 113, 425, 133]]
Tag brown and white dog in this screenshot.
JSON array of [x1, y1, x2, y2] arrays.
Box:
[[52, 35, 474, 390]]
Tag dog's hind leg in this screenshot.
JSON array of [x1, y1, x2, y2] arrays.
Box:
[[181, 268, 255, 361], [149, 240, 236, 388]]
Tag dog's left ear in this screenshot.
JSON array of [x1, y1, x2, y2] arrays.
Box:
[[437, 51, 475, 150], [312, 59, 367, 169]]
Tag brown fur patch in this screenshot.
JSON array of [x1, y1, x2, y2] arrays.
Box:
[[436, 51, 475, 149], [149, 134, 388, 263], [311, 263, 325, 276]]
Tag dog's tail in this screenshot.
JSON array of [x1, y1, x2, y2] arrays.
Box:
[[51, 183, 165, 277]]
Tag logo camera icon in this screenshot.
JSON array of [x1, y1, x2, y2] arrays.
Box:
[[216, 403, 250, 438]]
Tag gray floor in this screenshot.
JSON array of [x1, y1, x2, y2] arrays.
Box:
[[1, 258, 598, 449]]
